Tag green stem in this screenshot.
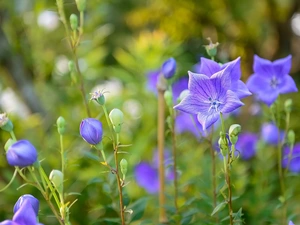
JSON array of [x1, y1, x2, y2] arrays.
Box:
[[9, 131, 17, 141], [0, 168, 18, 192], [102, 105, 116, 144], [60, 134, 65, 176]]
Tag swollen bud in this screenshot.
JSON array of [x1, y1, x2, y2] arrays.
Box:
[[70, 14, 78, 31], [109, 108, 124, 133], [204, 37, 219, 58], [284, 99, 293, 113], [90, 90, 105, 106], [0, 113, 14, 132], [49, 170, 64, 194], [287, 130, 295, 146], [161, 58, 176, 79], [218, 136, 229, 156], [229, 124, 241, 144], [75, 0, 86, 12], [120, 158, 128, 180], [57, 116, 66, 135]]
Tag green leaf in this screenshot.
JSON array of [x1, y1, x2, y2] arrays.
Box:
[[211, 201, 227, 216], [128, 197, 149, 222]]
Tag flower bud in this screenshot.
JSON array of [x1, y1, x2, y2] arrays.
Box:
[[4, 138, 16, 151], [109, 108, 124, 133], [49, 170, 64, 194], [161, 58, 176, 79], [13, 194, 39, 216], [70, 14, 78, 31], [0, 113, 14, 132], [287, 130, 295, 146], [75, 0, 86, 12], [204, 37, 219, 58], [120, 158, 128, 180], [229, 124, 241, 137], [80, 118, 103, 145], [164, 90, 173, 107], [90, 90, 105, 106], [218, 136, 229, 156], [57, 116, 66, 135], [6, 140, 38, 167], [284, 99, 293, 113]]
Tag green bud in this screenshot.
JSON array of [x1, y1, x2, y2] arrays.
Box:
[[0, 113, 14, 132], [70, 14, 78, 31], [57, 116, 66, 135], [284, 99, 293, 113], [120, 158, 128, 180], [109, 108, 124, 133], [177, 89, 189, 103], [204, 37, 219, 58], [4, 138, 16, 151], [164, 90, 173, 107], [75, 0, 86, 12], [287, 130, 295, 146], [90, 90, 105, 105], [49, 170, 64, 194], [229, 124, 241, 137], [218, 137, 229, 156], [68, 60, 75, 72]]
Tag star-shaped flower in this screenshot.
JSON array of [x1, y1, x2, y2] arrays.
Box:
[[194, 57, 251, 99], [246, 55, 298, 106], [174, 66, 244, 130]]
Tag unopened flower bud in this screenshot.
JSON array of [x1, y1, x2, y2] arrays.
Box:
[[4, 138, 16, 151], [13, 194, 40, 216], [229, 124, 241, 144], [120, 158, 128, 180], [0, 113, 14, 132], [75, 0, 86, 12], [70, 14, 78, 31], [164, 90, 173, 107], [284, 99, 293, 113], [49, 170, 64, 194], [109, 108, 124, 133], [218, 136, 229, 156], [57, 116, 66, 135], [80, 118, 103, 145], [161, 58, 176, 79], [90, 90, 105, 105], [204, 37, 219, 58], [287, 130, 295, 146]]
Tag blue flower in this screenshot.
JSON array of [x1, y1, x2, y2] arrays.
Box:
[[261, 123, 284, 145], [146, 70, 161, 94], [161, 58, 176, 79], [235, 133, 258, 160], [288, 221, 295, 225], [247, 55, 298, 106], [282, 143, 300, 173], [174, 67, 244, 130], [13, 194, 39, 217], [80, 118, 103, 145], [6, 140, 38, 167], [194, 57, 251, 99], [175, 113, 206, 139]]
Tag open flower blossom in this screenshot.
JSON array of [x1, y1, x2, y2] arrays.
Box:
[[247, 55, 298, 106], [282, 143, 300, 173], [235, 133, 258, 160], [80, 118, 103, 145], [261, 123, 284, 145], [193, 57, 251, 99], [6, 140, 38, 167], [174, 66, 244, 130]]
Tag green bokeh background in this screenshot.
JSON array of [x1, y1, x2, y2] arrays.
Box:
[[1, 0, 300, 224]]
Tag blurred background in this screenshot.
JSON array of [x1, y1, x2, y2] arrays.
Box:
[[1, 0, 300, 224]]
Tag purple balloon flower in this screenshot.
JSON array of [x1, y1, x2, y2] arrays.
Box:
[[194, 57, 251, 99], [174, 67, 244, 130], [282, 143, 300, 173], [0, 198, 43, 225], [161, 58, 176, 79], [80, 118, 103, 145], [235, 133, 258, 160], [6, 140, 38, 167], [175, 113, 205, 139], [246, 55, 298, 106], [261, 123, 284, 145], [13, 194, 39, 217]]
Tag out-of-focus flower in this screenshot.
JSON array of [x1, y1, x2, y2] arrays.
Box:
[[175, 113, 205, 139], [261, 123, 284, 145], [288, 221, 295, 225], [134, 150, 174, 194], [174, 68, 244, 130], [247, 55, 298, 106], [13, 195, 39, 217], [235, 133, 258, 160], [6, 140, 38, 167], [37, 10, 59, 31], [282, 143, 300, 173], [80, 118, 103, 145], [193, 57, 251, 99], [161, 58, 176, 79]]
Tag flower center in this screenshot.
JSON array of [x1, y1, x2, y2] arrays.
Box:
[[208, 97, 222, 112], [270, 77, 279, 89]]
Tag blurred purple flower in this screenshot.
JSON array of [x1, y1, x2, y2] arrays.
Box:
[[175, 113, 205, 139], [261, 123, 284, 145], [174, 68, 244, 130], [0, 198, 42, 225], [161, 58, 176, 79], [172, 76, 188, 103], [193, 57, 251, 99], [134, 150, 174, 194], [235, 133, 258, 160], [6, 140, 37, 167], [289, 221, 295, 225], [13, 195, 39, 217], [146, 70, 160, 94], [247, 55, 298, 106], [282, 143, 300, 173], [80, 118, 103, 145]]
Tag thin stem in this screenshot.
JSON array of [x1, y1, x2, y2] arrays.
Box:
[[102, 105, 116, 144], [60, 134, 65, 176], [9, 131, 17, 141], [208, 131, 217, 220], [0, 168, 18, 192], [170, 108, 178, 211]]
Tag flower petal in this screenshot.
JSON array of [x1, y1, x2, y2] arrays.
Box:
[[197, 112, 219, 130], [273, 55, 292, 77], [234, 80, 252, 98], [198, 57, 221, 77], [13, 199, 37, 225], [253, 55, 274, 78], [221, 90, 244, 114], [187, 71, 214, 99], [278, 75, 298, 94], [134, 162, 159, 194], [257, 91, 279, 107], [246, 74, 270, 95], [174, 94, 210, 115], [221, 57, 241, 81]]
